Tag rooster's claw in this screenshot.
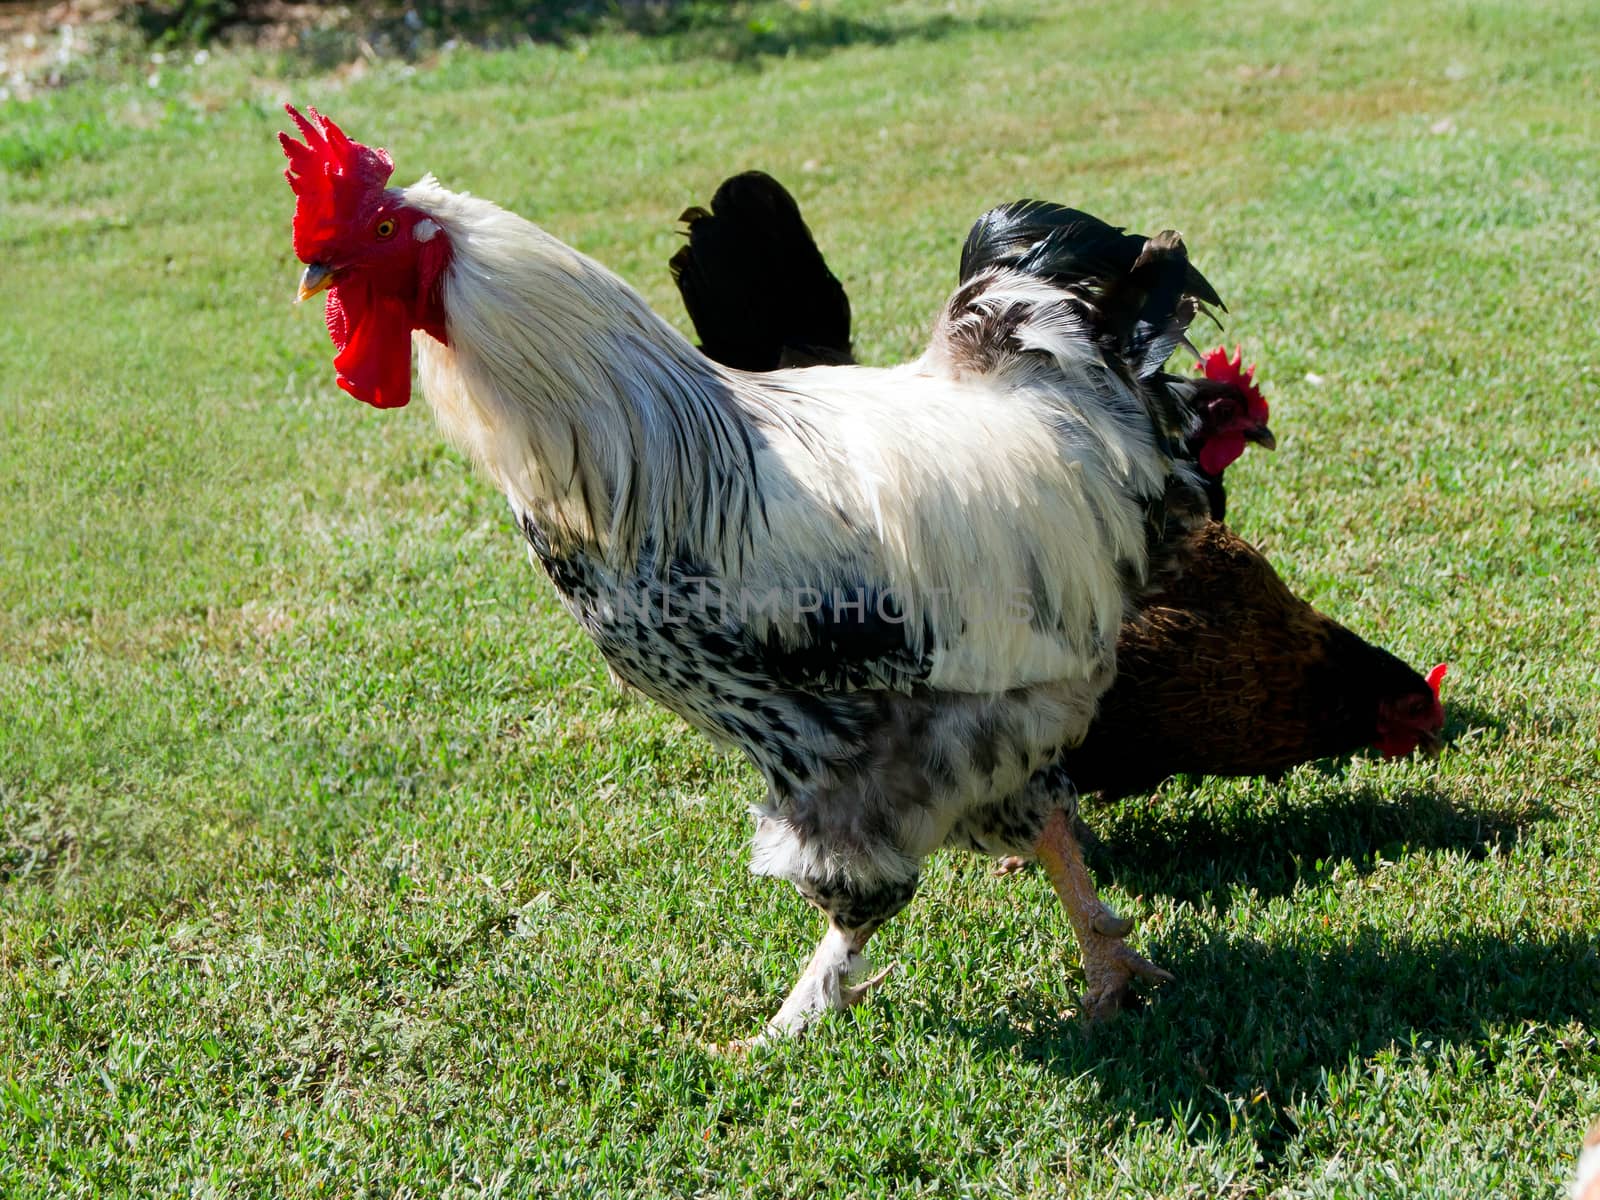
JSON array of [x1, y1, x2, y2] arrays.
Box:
[[1079, 941, 1174, 1022], [841, 961, 896, 1007]]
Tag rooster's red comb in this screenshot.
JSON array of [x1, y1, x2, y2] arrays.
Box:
[[279, 105, 394, 262], [1198, 344, 1269, 423], [1426, 663, 1448, 698]]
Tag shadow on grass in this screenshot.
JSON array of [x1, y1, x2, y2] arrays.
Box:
[[1063, 696, 1533, 908], [132, 0, 1025, 68], [931, 926, 1599, 1156], [1083, 781, 1536, 909], [1446, 699, 1511, 732], [915, 712, 1580, 1157]]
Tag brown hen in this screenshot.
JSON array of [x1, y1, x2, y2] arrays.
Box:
[[1063, 520, 1444, 800]]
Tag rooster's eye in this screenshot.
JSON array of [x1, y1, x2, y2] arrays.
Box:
[[375, 218, 397, 239]]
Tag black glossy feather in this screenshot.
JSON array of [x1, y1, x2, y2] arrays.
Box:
[[669, 171, 852, 371], [668, 180, 1248, 520], [959, 200, 1249, 519], [961, 201, 1139, 287], [960, 199, 1224, 315]]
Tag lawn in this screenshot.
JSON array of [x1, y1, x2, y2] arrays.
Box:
[[2, 0, 1598, 1194]]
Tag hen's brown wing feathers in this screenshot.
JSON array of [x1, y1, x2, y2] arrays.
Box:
[[1062, 522, 1438, 796]]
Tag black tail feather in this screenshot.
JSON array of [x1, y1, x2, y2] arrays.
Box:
[[960, 200, 1249, 520], [669, 171, 853, 371], [960, 200, 1134, 285], [960, 200, 1224, 377], [1099, 230, 1204, 375], [669, 183, 1251, 520], [961, 200, 1223, 310]]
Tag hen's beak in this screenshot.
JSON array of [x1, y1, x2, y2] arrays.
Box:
[[1246, 425, 1277, 451], [297, 263, 334, 303]]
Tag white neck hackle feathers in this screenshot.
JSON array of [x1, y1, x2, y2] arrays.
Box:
[[402, 175, 1174, 694], [407, 176, 754, 562]]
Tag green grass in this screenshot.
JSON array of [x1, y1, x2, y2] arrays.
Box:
[[3, 0, 1599, 1193]]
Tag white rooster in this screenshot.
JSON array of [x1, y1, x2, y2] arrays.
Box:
[[280, 106, 1216, 1041]]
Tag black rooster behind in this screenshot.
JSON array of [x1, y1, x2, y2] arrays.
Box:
[[670, 171, 853, 371], [957, 200, 1276, 522]]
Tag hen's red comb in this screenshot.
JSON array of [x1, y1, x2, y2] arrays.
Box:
[[1197, 344, 1269, 423], [1426, 663, 1448, 698], [279, 105, 394, 262]]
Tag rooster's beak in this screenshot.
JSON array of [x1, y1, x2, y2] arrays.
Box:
[[297, 263, 334, 303], [1246, 425, 1277, 451]]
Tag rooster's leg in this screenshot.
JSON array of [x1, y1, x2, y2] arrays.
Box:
[[1033, 807, 1171, 1020], [747, 920, 892, 1047]]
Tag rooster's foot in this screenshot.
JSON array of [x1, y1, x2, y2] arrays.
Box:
[[1033, 806, 1172, 1019], [1078, 929, 1174, 1022], [743, 924, 886, 1049], [993, 855, 1031, 877]]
